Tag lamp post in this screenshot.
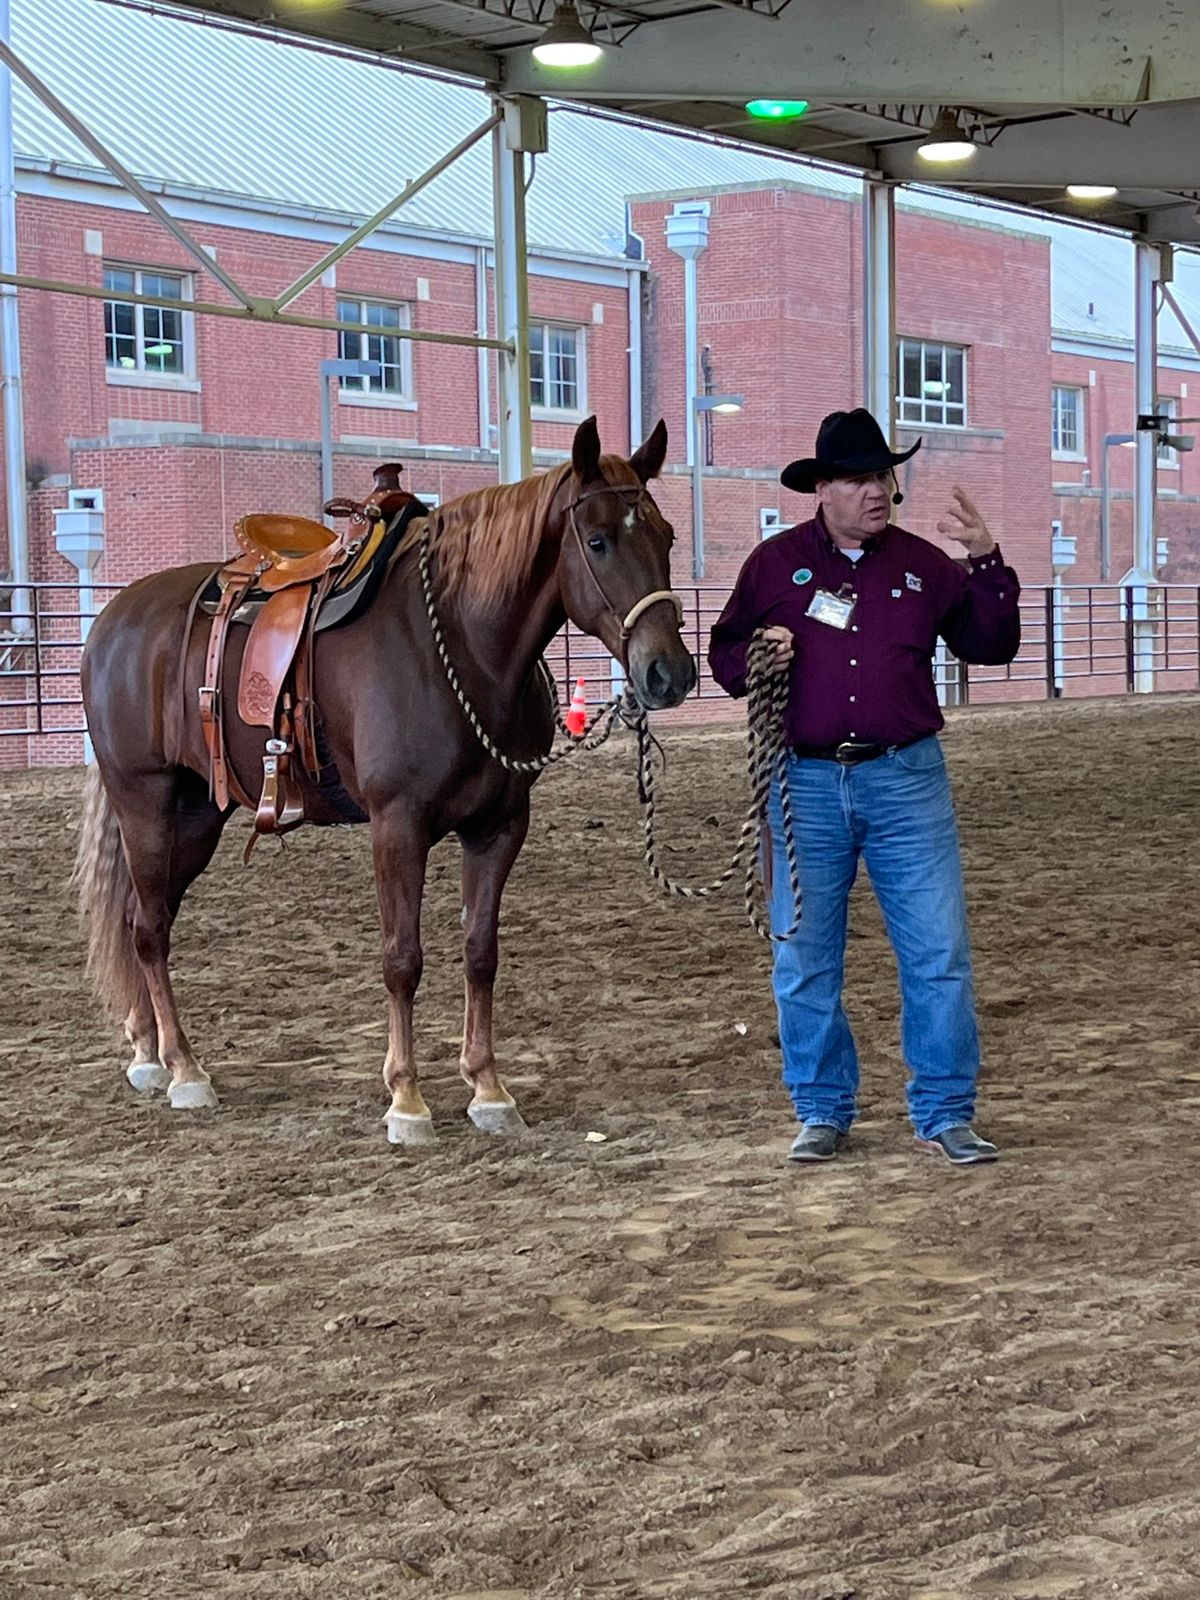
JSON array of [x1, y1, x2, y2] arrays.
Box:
[[1100, 431, 1135, 580], [691, 393, 744, 581], [319, 357, 381, 522]]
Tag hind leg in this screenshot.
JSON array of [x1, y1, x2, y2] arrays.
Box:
[[123, 983, 170, 1094], [115, 771, 229, 1108]]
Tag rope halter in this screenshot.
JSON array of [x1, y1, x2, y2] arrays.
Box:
[[564, 483, 684, 669]]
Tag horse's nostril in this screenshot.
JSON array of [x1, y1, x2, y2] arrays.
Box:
[[647, 660, 671, 700]]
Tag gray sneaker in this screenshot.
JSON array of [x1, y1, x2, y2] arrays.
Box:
[[915, 1125, 999, 1165], [788, 1123, 847, 1163]]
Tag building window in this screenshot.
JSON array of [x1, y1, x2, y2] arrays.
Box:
[[337, 299, 413, 401], [530, 324, 584, 415], [1156, 396, 1180, 467], [1052, 386, 1084, 456], [897, 338, 966, 427], [104, 266, 191, 377]]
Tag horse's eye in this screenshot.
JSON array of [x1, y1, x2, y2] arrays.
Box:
[[587, 536, 606, 554]]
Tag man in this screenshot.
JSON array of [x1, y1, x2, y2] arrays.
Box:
[[708, 408, 1020, 1166]]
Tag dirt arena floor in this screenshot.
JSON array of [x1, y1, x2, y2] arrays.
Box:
[[3, 694, 1200, 1600]]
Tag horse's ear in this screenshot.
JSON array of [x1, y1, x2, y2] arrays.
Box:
[[630, 419, 668, 483], [571, 415, 601, 482]]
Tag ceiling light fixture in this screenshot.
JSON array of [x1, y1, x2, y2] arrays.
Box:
[[917, 107, 977, 164], [1066, 184, 1118, 201], [531, 2, 604, 68], [745, 99, 809, 121]]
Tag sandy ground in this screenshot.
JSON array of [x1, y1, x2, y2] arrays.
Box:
[[2, 695, 1200, 1600]]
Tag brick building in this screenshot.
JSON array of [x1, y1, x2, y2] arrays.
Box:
[[6, 0, 1200, 765]]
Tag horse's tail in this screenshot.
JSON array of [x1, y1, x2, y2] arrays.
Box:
[[71, 765, 142, 1022]]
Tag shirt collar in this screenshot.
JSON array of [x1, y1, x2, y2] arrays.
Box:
[[815, 506, 883, 558]]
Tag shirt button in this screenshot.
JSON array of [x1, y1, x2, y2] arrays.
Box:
[[850, 659, 857, 666], [851, 625, 859, 632], [849, 695, 856, 703]]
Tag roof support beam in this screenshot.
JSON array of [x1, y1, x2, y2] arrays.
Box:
[[0, 272, 511, 351], [0, 36, 261, 310], [273, 110, 502, 312]]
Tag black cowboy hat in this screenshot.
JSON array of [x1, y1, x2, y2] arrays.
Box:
[[780, 407, 921, 494]]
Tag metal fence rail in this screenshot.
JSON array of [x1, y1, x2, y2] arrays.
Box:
[[6, 579, 1200, 740]]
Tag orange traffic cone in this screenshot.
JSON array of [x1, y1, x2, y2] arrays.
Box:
[[565, 676, 588, 737]]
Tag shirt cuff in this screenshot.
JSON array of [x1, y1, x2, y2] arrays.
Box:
[[968, 544, 1006, 574]]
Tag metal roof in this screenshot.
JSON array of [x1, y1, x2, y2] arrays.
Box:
[[71, 0, 1200, 248], [12, 0, 1200, 353]]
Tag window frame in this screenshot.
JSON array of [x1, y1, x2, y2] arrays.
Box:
[[336, 297, 416, 409], [895, 337, 968, 429], [1051, 384, 1086, 460], [103, 263, 197, 388], [529, 322, 587, 421]]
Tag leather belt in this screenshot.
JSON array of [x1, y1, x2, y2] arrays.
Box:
[[791, 738, 916, 766]]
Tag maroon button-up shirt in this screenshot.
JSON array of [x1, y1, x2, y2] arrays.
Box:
[[708, 513, 1021, 748]]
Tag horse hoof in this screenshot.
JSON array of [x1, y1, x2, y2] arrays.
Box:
[[386, 1111, 438, 1147], [468, 1101, 527, 1136], [126, 1061, 172, 1094], [167, 1080, 219, 1111]]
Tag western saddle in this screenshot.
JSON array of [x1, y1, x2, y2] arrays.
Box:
[[197, 462, 421, 844]]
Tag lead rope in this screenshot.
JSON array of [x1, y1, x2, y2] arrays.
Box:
[[419, 533, 635, 770], [420, 532, 800, 941], [634, 632, 802, 941]]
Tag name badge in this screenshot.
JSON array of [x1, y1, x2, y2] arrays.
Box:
[[806, 586, 856, 630]]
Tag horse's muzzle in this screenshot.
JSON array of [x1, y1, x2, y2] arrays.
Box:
[[632, 647, 697, 711]]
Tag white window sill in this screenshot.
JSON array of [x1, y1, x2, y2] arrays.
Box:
[[338, 391, 417, 412], [106, 370, 200, 392], [896, 417, 969, 431], [1158, 460, 1181, 471], [532, 406, 586, 424], [1052, 451, 1087, 464]]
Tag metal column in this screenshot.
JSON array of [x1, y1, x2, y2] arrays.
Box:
[[0, 0, 29, 630], [1131, 241, 1163, 692], [862, 179, 896, 433], [665, 203, 710, 579], [491, 102, 534, 483]]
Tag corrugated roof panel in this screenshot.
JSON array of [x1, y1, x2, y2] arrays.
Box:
[[10, 0, 1200, 349]]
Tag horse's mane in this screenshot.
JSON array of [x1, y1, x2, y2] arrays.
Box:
[[398, 456, 639, 611]]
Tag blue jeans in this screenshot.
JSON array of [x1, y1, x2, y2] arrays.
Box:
[[766, 736, 980, 1141]]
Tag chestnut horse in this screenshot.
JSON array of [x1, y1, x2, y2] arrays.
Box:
[[74, 417, 695, 1144]]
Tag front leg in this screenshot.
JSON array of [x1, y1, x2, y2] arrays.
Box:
[[460, 800, 530, 1135], [370, 801, 435, 1146]]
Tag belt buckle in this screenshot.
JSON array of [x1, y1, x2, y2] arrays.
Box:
[[834, 741, 857, 765]]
